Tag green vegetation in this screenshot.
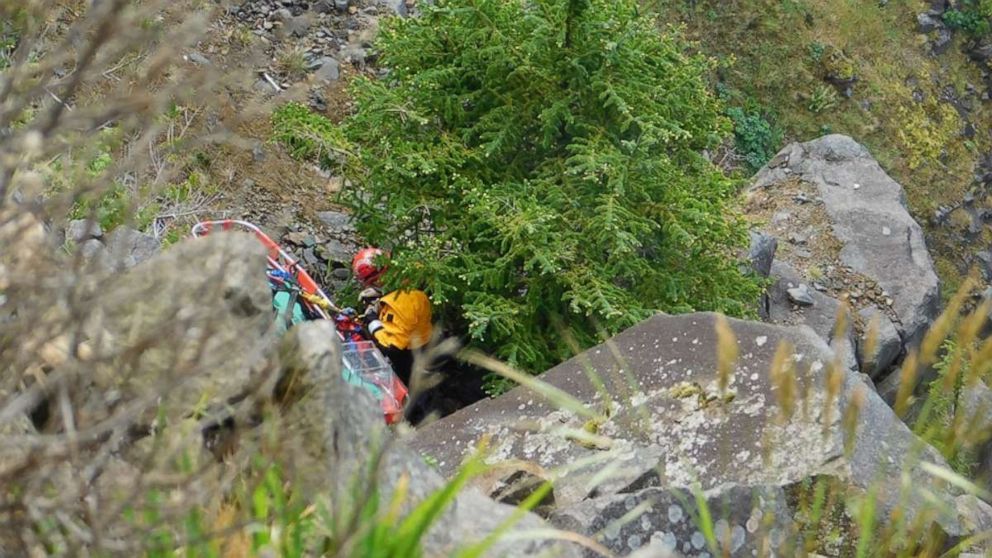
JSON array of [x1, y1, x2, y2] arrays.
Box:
[[944, 0, 992, 36], [313, 0, 762, 374], [726, 105, 782, 171], [915, 338, 979, 475], [656, 0, 989, 298], [125, 442, 536, 558], [272, 101, 347, 170]]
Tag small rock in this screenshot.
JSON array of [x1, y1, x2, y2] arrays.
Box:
[[340, 46, 367, 68], [934, 206, 951, 225], [787, 284, 816, 307], [928, 0, 949, 16], [313, 0, 335, 13], [252, 143, 266, 163], [969, 37, 992, 62], [103, 227, 161, 271], [793, 192, 812, 204], [310, 91, 328, 112], [306, 56, 325, 71], [253, 79, 277, 94], [882, 226, 891, 236], [284, 231, 309, 246], [303, 248, 320, 267], [771, 211, 792, 225], [747, 231, 777, 278], [79, 238, 107, 263], [321, 238, 354, 265], [332, 267, 351, 280], [917, 12, 940, 33], [314, 57, 341, 83], [186, 51, 211, 66], [66, 219, 103, 243], [326, 176, 345, 194], [336, 0, 350, 10], [284, 15, 312, 38], [317, 210, 355, 233], [978, 251, 992, 281]]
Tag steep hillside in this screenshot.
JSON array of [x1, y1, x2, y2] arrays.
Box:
[[657, 0, 991, 298]]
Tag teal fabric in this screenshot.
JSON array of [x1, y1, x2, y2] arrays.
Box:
[[342, 367, 384, 399], [272, 291, 307, 335], [272, 291, 386, 402]]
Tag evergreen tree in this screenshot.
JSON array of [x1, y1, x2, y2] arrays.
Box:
[[338, 0, 761, 374]]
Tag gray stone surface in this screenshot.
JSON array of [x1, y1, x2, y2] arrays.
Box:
[[857, 306, 903, 379], [747, 230, 777, 278], [103, 227, 161, 271], [933, 27, 954, 55], [279, 320, 580, 558], [413, 313, 972, 553], [317, 209, 356, 235], [752, 135, 940, 350], [552, 483, 793, 557], [314, 57, 340, 82], [876, 365, 905, 407], [78, 238, 107, 263], [768, 261, 858, 373], [93, 232, 273, 424], [186, 51, 211, 66], [787, 284, 815, 306], [66, 219, 103, 243]]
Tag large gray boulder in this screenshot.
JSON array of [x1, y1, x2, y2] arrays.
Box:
[[0, 231, 277, 553], [85, 231, 274, 425], [553, 483, 793, 557], [751, 135, 940, 350], [413, 313, 982, 555], [276, 321, 580, 558]]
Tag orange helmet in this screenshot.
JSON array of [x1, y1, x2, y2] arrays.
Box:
[[352, 247, 386, 286]]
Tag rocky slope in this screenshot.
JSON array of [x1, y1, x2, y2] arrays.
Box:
[[412, 135, 992, 556], [0, 220, 575, 556], [745, 135, 942, 402]]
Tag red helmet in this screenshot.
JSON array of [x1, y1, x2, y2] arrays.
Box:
[[352, 247, 386, 286]]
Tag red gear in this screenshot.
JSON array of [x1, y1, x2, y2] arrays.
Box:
[[352, 247, 386, 286]]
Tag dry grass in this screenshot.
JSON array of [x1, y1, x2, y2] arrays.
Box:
[[275, 45, 310, 81], [0, 1, 309, 554]]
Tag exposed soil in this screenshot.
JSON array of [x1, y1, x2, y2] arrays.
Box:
[[744, 177, 901, 332]]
